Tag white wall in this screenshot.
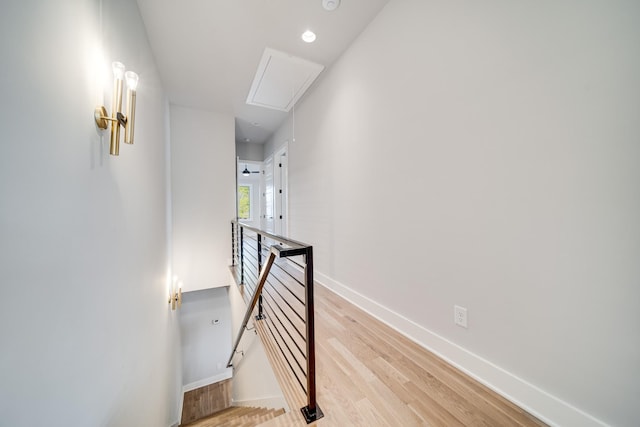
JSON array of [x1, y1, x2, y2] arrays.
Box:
[[236, 141, 265, 162], [179, 288, 232, 388], [0, 0, 182, 425], [170, 105, 235, 291], [228, 276, 288, 410], [265, 1, 640, 426]]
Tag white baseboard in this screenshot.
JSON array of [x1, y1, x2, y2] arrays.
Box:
[[314, 270, 608, 427], [232, 395, 289, 411], [182, 370, 233, 393]]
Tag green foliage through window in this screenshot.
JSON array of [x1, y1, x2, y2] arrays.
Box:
[[238, 185, 251, 219]]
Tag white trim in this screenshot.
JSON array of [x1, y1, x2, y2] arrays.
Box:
[[262, 155, 274, 233], [182, 370, 233, 393], [274, 142, 288, 237], [314, 270, 609, 427], [231, 395, 289, 412]]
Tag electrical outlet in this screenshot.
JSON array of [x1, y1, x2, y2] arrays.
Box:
[[454, 305, 468, 328]]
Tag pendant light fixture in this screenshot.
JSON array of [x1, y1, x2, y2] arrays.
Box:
[[241, 164, 260, 176]]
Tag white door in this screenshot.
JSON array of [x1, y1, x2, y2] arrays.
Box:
[[262, 155, 274, 234]]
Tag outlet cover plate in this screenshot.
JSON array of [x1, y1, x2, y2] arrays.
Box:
[[454, 305, 468, 328]]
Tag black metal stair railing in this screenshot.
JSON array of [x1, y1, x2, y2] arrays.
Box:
[[227, 220, 323, 424]]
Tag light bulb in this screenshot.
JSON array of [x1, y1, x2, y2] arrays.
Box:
[[302, 30, 316, 43], [112, 61, 125, 80], [124, 70, 138, 145], [125, 71, 139, 90]]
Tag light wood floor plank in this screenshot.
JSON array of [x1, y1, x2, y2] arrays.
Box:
[[253, 282, 546, 426]]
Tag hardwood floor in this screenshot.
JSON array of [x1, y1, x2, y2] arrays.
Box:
[[258, 283, 547, 426], [181, 379, 233, 425]]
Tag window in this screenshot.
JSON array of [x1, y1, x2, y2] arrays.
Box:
[[238, 185, 251, 220]]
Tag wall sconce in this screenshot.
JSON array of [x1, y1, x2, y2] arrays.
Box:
[[169, 277, 183, 310], [94, 61, 139, 156]]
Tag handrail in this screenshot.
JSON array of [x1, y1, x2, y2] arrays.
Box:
[[226, 247, 276, 368], [234, 221, 310, 249], [229, 220, 323, 424]]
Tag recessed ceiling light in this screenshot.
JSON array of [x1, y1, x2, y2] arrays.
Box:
[[301, 30, 316, 43], [322, 0, 340, 11], [245, 138, 251, 142]]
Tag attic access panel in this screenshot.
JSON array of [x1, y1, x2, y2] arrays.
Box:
[[246, 47, 325, 112]]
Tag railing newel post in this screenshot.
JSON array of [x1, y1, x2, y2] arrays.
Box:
[[231, 222, 236, 266], [256, 233, 265, 320], [240, 225, 245, 285], [300, 245, 323, 423]]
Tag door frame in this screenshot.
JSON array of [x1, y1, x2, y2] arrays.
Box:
[[274, 142, 288, 237], [236, 158, 263, 229]]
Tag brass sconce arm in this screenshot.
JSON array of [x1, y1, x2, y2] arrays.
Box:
[[94, 107, 127, 128], [169, 287, 182, 310]]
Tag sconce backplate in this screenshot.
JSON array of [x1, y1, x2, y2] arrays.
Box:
[[94, 106, 108, 130]]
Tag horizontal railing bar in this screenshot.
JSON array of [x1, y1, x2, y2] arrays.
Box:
[[233, 220, 310, 250], [268, 268, 305, 306], [275, 256, 306, 276], [242, 272, 258, 295], [271, 245, 309, 258], [271, 260, 305, 288], [263, 282, 306, 343], [243, 281, 257, 300], [286, 256, 305, 271], [242, 278, 256, 294], [243, 240, 258, 250], [243, 246, 259, 263], [243, 262, 259, 278], [243, 258, 259, 275], [263, 302, 306, 374], [243, 236, 256, 242], [262, 291, 306, 357], [244, 258, 257, 270], [266, 278, 305, 324], [264, 314, 307, 392]]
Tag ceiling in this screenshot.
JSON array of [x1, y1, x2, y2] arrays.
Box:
[[135, 0, 390, 145]]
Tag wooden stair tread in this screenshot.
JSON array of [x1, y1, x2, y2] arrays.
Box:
[[181, 406, 285, 427], [256, 411, 302, 427]]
